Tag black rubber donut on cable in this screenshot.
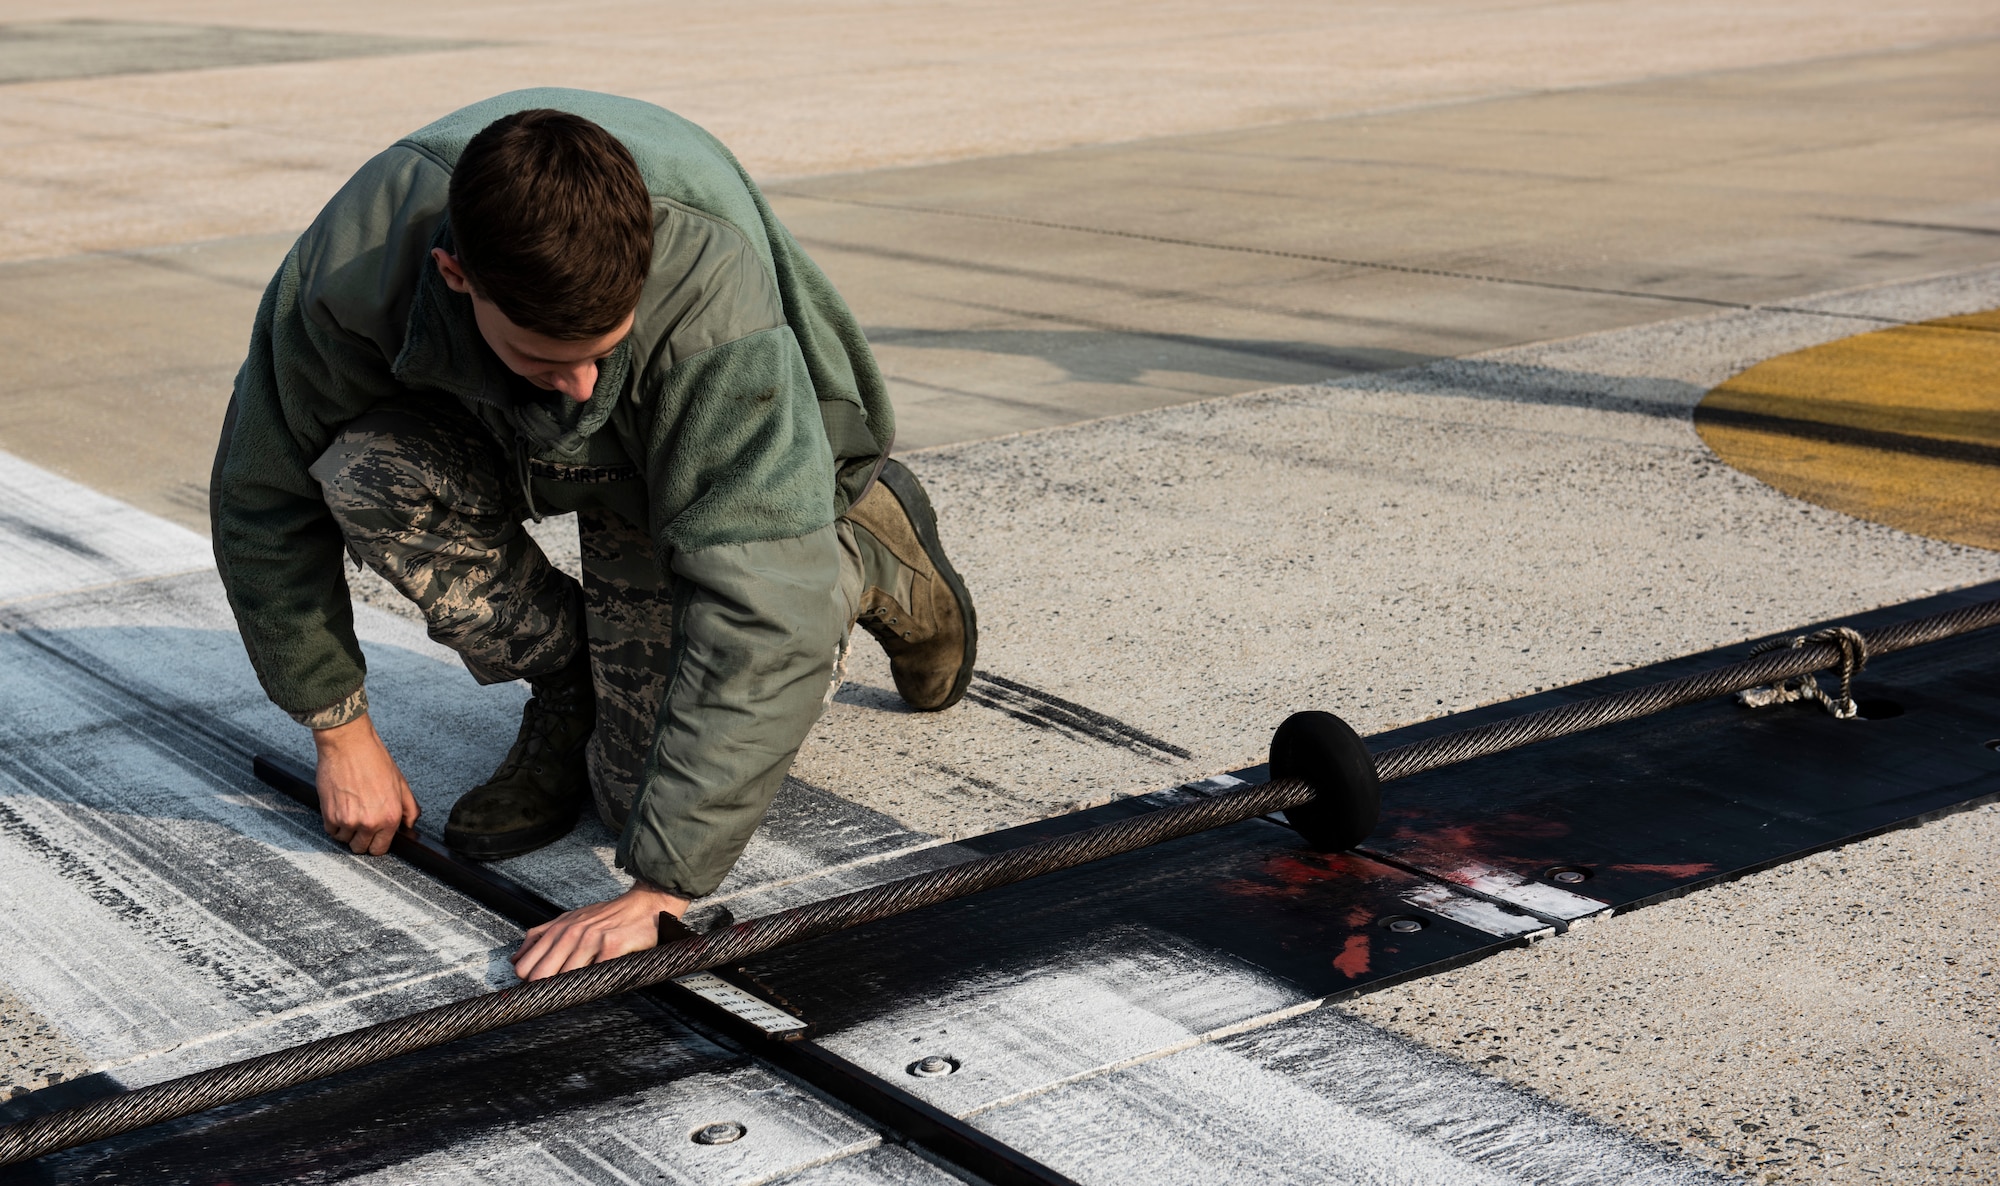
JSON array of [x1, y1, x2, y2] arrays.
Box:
[[1271, 710, 1381, 851]]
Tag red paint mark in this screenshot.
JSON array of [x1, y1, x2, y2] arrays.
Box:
[[1344, 905, 1373, 928], [1332, 934, 1372, 977], [1215, 879, 1298, 902], [1607, 862, 1718, 877], [1397, 813, 1571, 852], [1263, 851, 1365, 885], [1218, 850, 1383, 902]]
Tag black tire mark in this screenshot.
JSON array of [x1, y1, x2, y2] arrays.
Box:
[[968, 671, 1192, 761]]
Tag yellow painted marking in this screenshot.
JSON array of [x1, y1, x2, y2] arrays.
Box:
[[1695, 309, 2000, 550]]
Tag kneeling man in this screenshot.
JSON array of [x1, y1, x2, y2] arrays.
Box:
[[211, 90, 975, 981]]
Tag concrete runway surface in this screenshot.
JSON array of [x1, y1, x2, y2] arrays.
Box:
[[2, 3, 1999, 1183]]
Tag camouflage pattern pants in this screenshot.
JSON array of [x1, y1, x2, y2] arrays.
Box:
[[308, 400, 872, 833]]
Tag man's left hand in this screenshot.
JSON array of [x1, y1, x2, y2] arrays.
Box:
[[512, 880, 689, 981]]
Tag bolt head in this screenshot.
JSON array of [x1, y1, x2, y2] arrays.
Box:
[[1387, 918, 1423, 933], [692, 1122, 746, 1145], [1549, 867, 1588, 885], [909, 1055, 959, 1077]]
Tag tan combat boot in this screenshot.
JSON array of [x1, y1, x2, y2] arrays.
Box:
[[843, 459, 977, 711]]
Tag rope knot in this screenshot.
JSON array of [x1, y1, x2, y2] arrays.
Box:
[[1736, 626, 1869, 719]]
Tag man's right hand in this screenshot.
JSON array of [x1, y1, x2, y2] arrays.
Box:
[[312, 712, 421, 856]]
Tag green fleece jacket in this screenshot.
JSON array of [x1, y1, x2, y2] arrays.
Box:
[[210, 90, 893, 897]]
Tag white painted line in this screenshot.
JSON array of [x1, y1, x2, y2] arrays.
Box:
[[814, 930, 1308, 1118], [671, 973, 808, 1037], [339, 1062, 884, 1186], [1437, 861, 1611, 922], [0, 566, 213, 612], [1139, 771, 1251, 807], [0, 449, 212, 603], [1366, 851, 1613, 923], [1398, 883, 1554, 939]]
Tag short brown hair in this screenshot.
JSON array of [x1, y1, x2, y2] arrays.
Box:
[[447, 109, 653, 340]]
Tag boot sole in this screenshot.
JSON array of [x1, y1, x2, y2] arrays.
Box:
[[443, 805, 584, 862], [875, 458, 978, 710]]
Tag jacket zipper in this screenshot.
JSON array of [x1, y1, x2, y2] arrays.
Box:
[[515, 436, 544, 522]]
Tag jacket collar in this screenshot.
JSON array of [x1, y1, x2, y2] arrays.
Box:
[[393, 223, 632, 459]]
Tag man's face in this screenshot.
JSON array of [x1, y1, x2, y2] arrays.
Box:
[[432, 248, 634, 404]]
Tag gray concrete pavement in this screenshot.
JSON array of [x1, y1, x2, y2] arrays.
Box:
[[8, 2, 1996, 262], [0, 982, 84, 1102], [9, 38, 2000, 533], [0, 233, 286, 526], [775, 37, 2000, 448], [0, 19, 476, 85]]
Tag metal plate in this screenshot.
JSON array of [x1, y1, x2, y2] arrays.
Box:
[[742, 817, 1542, 1043], [1359, 581, 2000, 919]]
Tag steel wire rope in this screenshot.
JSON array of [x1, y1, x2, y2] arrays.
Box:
[[4, 595, 1997, 1168]]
